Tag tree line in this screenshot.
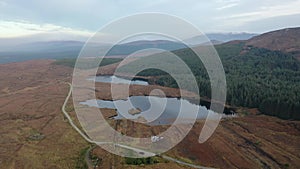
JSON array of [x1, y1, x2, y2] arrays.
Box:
[[134, 43, 300, 120]]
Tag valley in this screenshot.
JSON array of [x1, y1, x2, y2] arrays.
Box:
[[0, 58, 299, 168]]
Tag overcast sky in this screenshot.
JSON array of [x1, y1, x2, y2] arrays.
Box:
[[0, 0, 299, 39]]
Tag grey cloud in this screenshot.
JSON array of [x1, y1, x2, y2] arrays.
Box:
[[0, 0, 299, 34]]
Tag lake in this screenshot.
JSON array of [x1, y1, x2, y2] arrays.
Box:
[[87, 75, 149, 85], [80, 96, 230, 125]]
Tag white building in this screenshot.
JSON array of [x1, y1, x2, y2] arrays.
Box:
[[151, 136, 164, 142]]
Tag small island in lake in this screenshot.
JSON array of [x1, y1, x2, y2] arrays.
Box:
[[128, 108, 142, 115]]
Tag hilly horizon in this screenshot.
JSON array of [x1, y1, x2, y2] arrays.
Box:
[[0, 2, 300, 168], [0, 32, 259, 64], [245, 27, 300, 60], [116, 27, 300, 121]]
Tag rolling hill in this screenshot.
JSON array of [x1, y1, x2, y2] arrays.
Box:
[[245, 27, 300, 60], [119, 27, 300, 120], [0, 33, 258, 64], [185, 32, 257, 46], [0, 40, 186, 64]]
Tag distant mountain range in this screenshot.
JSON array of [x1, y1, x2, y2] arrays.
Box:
[[185, 33, 257, 45], [0, 41, 86, 63], [0, 40, 187, 63], [1, 29, 300, 63], [106, 40, 187, 56]]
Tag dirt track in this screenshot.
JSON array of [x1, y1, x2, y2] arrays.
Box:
[[0, 60, 299, 169]]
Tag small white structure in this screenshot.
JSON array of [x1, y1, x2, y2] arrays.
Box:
[[151, 136, 164, 142]]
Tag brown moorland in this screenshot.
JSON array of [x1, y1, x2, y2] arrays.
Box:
[[0, 60, 299, 169]]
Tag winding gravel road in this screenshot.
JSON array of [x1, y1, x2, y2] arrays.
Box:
[[62, 82, 215, 169]]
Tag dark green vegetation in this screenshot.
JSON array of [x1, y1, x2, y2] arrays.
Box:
[[27, 131, 45, 141], [53, 58, 122, 69], [122, 42, 300, 120], [75, 147, 89, 169], [124, 156, 160, 165]]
